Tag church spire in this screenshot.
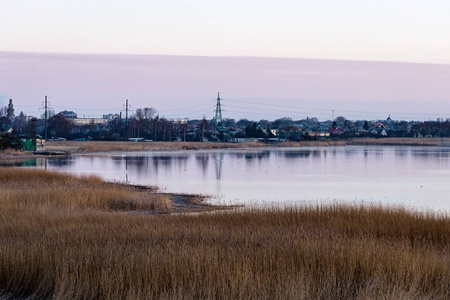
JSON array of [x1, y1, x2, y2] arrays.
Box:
[[7, 98, 15, 118]]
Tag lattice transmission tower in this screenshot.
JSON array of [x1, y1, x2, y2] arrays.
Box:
[[213, 92, 223, 134]]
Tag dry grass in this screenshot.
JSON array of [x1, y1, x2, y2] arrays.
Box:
[[45, 138, 450, 155], [282, 140, 348, 147], [45, 141, 267, 153], [0, 168, 171, 213], [347, 137, 450, 146], [0, 169, 449, 299]]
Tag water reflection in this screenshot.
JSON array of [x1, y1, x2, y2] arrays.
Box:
[[210, 153, 221, 180], [33, 146, 450, 210], [0, 158, 39, 167], [281, 150, 312, 159], [195, 153, 209, 177], [46, 157, 76, 167]]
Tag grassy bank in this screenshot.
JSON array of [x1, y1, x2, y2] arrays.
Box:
[[44, 138, 450, 155], [0, 169, 448, 299], [347, 137, 450, 146], [44, 141, 267, 153]]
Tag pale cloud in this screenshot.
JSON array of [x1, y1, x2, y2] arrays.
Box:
[[1, 1, 450, 63]]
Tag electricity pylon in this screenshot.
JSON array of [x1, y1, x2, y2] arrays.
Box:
[[213, 92, 223, 134]]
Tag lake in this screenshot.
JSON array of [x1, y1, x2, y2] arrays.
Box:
[[19, 146, 450, 211]]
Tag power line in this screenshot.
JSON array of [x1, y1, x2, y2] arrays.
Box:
[[223, 98, 448, 117]]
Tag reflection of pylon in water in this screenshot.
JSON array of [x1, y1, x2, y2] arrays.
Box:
[[213, 92, 223, 134], [213, 153, 223, 181]]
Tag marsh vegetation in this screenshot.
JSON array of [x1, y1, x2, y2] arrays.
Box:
[[0, 169, 449, 299]]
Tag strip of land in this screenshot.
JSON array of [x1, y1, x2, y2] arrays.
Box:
[[1, 138, 449, 162], [0, 169, 449, 299], [39, 137, 450, 153]]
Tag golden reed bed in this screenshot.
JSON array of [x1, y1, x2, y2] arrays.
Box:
[[43, 138, 449, 155], [0, 168, 449, 299]]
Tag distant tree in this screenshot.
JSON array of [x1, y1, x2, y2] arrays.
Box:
[[12, 111, 27, 134], [40, 108, 55, 120], [0, 106, 7, 116], [363, 121, 369, 130], [134, 107, 157, 138], [24, 117, 38, 137], [259, 119, 270, 126], [335, 116, 347, 127], [257, 127, 267, 138], [199, 116, 208, 140], [236, 119, 252, 128], [343, 120, 353, 129], [272, 117, 293, 129], [222, 118, 236, 128], [245, 122, 259, 138], [48, 114, 73, 138], [0, 116, 11, 132]]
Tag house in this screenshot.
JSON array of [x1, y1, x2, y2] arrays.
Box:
[[58, 110, 78, 119], [72, 118, 108, 126], [327, 127, 344, 135]]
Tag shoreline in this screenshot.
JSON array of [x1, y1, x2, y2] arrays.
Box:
[[1, 137, 449, 162]]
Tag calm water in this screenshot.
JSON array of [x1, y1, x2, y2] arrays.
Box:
[[24, 146, 450, 211]]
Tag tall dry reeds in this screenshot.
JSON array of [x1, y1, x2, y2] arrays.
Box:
[[0, 168, 171, 213], [45, 141, 266, 153], [0, 168, 449, 299], [347, 137, 449, 146]]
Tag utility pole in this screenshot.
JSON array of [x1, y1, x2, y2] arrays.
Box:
[[44, 95, 48, 140], [125, 99, 129, 140]]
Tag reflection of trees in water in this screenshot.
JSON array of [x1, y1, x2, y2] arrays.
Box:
[[242, 151, 270, 166], [0, 159, 37, 167], [112, 156, 125, 167], [394, 149, 408, 158], [230, 152, 245, 160], [110, 156, 151, 177], [344, 149, 358, 157], [312, 150, 321, 157], [112, 154, 190, 175], [151, 155, 188, 173], [244, 151, 271, 160], [282, 150, 312, 159], [46, 157, 75, 167], [411, 149, 450, 159], [195, 153, 210, 177], [126, 157, 151, 174], [374, 149, 384, 157]]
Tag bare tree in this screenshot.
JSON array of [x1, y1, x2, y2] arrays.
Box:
[[0, 106, 7, 116]]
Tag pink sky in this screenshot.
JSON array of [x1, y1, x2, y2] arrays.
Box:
[[1, 51, 449, 121]]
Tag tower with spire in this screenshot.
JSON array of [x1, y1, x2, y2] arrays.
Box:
[[7, 98, 15, 119]]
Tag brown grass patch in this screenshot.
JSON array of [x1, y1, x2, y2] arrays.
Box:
[[0, 169, 449, 299], [45, 141, 267, 153], [45, 138, 450, 156], [347, 137, 450, 146], [0, 168, 171, 213]]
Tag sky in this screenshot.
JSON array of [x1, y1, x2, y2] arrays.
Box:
[[1, 1, 450, 121]]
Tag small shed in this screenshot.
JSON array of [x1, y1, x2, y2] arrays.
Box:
[[13, 138, 45, 151]]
